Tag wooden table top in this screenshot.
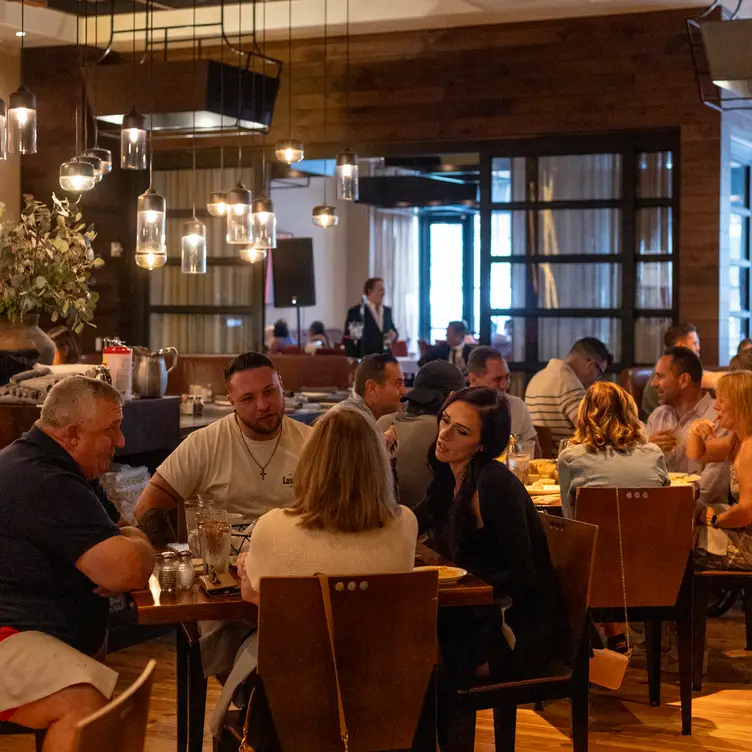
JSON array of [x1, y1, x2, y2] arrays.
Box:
[[130, 543, 493, 625]]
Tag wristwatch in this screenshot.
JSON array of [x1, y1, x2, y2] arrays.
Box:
[[711, 513, 719, 528]]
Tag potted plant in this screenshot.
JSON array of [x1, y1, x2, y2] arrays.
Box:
[[0, 194, 104, 364]]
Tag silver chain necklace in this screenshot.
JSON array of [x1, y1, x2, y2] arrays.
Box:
[[234, 413, 283, 480]]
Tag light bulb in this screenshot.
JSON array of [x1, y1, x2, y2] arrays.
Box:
[[274, 139, 305, 164], [226, 182, 253, 244], [252, 195, 276, 250], [312, 204, 339, 228], [181, 218, 207, 274], [8, 86, 37, 155], [59, 158, 96, 193], [239, 246, 268, 263], [121, 108, 147, 170], [136, 188, 167, 269], [336, 149, 359, 201], [207, 191, 228, 217]]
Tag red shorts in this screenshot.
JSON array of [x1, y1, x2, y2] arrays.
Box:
[[0, 627, 20, 721]]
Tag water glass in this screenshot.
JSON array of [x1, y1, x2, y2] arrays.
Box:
[[558, 439, 571, 457], [507, 453, 531, 484], [199, 519, 232, 576]]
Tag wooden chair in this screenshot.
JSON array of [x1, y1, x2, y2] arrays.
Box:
[[392, 340, 408, 357], [72, 660, 156, 751], [216, 571, 439, 752], [693, 570, 752, 690], [0, 722, 44, 751], [534, 425, 554, 459], [451, 516, 598, 752], [575, 486, 695, 735], [618, 366, 654, 408]]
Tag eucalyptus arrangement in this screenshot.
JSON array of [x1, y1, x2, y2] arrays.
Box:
[[0, 194, 103, 333]]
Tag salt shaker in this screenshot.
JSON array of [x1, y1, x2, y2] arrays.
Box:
[[157, 551, 178, 593], [177, 550, 196, 591]]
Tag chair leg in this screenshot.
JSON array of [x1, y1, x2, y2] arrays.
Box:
[[572, 629, 590, 752], [693, 575, 709, 691], [743, 588, 752, 651], [176, 626, 188, 752], [440, 697, 476, 752], [34, 731, 45, 752], [188, 638, 208, 752], [644, 619, 662, 707], [492, 705, 516, 752], [676, 613, 693, 735]]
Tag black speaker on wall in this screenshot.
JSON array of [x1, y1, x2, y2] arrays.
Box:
[[272, 238, 316, 307]]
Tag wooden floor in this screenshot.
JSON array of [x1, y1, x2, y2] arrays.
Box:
[[4, 609, 752, 752]]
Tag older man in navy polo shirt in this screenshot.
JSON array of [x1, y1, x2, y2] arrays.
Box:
[[0, 376, 154, 752]]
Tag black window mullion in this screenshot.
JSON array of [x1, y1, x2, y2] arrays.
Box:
[[622, 146, 637, 367], [525, 156, 539, 364], [479, 153, 492, 346]]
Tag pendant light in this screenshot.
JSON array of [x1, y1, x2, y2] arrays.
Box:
[[252, 1, 276, 251], [207, 190, 228, 217], [274, 0, 304, 164], [0, 99, 8, 162], [135, 0, 166, 270], [206, 23, 227, 217], [239, 246, 267, 264], [59, 0, 95, 194], [121, 0, 147, 170], [181, 0, 207, 275], [312, 0, 337, 228], [8, 0, 36, 155], [226, 0, 252, 245], [83, 0, 112, 175], [335, 0, 357, 201]]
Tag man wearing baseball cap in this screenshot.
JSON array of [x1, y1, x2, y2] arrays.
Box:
[[377, 360, 466, 508]]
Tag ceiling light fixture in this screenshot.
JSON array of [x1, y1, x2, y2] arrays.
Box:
[[275, 0, 304, 164], [207, 9, 227, 217], [239, 246, 267, 264], [83, 0, 112, 175], [8, 0, 36, 156], [121, 0, 147, 169], [335, 0, 357, 201], [312, 204, 338, 228]]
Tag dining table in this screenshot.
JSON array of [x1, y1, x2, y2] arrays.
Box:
[[129, 542, 493, 752]]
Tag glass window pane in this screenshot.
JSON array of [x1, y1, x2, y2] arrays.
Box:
[[490, 263, 526, 309], [730, 213, 746, 261], [536, 263, 621, 309], [731, 163, 749, 208], [429, 222, 464, 342], [637, 207, 672, 255], [538, 317, 621, 362], [538, 209, 620, 255], [636, 261, 673, 309], [150, 266, 256, 306], [635, 316, 672, 364], [538, 154, 621, 201], [637, 151, 673, 199], [490, 315, 525, 362], [491, 211, 526, 256], [491, 157, 526, 202], [150, 314, 254, 354]]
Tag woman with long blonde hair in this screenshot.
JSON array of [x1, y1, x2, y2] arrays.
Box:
[[687, 370, 752, 569], [211, 407, 417, 737], [558, 381, 669, 518]]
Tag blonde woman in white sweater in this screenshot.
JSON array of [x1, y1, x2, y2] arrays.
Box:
[[211, 407, 417, 736]]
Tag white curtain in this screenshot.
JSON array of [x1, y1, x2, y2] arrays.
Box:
[[369, 208, 419, 353]]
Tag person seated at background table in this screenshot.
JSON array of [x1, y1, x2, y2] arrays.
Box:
[[687, 371, 752, 570], [337, 352, 406, 421], [210, 406, 417, 738], [47, 324, 80, 365], [419, 320, 475, 373], [0, 376, 154, 750], [647, 346, 730, 507], [377, 360, 466, 508], [303, 320, 332, 353], [730, 344, 752, 372], [268, 319, 296, 354], [415, 387, 564, 696], [558, 381, 669, 519], [467, 346, 539, 455], [525, 337, 612, 449]]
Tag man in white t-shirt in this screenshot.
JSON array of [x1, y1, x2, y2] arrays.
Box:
[[135, 352, 313, 528]]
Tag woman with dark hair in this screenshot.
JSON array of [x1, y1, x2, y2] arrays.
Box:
[[47, 326, 81, 365], [268, 319, 296, 354], [416, 387, 564, 690]]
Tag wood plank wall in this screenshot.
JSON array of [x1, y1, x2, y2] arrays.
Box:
[[21, 9, 724, 363]]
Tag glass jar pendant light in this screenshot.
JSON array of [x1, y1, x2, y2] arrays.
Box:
[[181, 218, 207, 274], [8, 86, 37, 155], [59, 158, 96, 193], [135, 188, 167, 270], [312, 204, 338, 228], [336, 149, 358, 201], [0, 99, 7, 161], [274, 139, 304, 164], [207, 191, 228, 217], [77, 154, 104, 183], [252, 195, 277, 250], [84, 146, 112, 174], [239, 246, 268, 264], [121, 108, 148, 170], [226, 183, 253, 244]]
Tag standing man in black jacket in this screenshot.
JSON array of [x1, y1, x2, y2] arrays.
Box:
[[344, 277, 398, 357]]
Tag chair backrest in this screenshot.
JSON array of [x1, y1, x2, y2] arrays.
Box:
[[392, 340, 408, 357], [534, 425, 554, 459], [618, 366, 654, 408], [540, 515, 598, 667], [257, 571, 438, 752], [575, 486, 695, 609], [72, 660, 156, 752]]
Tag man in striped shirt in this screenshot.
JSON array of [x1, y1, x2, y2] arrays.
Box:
[[524, 337, 613, 448]]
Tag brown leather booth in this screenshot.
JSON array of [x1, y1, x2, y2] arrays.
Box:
[[618, 366, 653, 408], [166, 354, 357, 396]]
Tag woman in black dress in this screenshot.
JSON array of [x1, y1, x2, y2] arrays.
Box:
[[416, 387, 565, 688]]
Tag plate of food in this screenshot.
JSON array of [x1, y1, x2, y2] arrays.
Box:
[[525, 482, 561, 496], [668, 472, 702, 484], [413, 565, 468, 585]]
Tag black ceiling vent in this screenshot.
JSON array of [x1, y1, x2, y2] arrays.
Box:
[[357, 176, 477, 208]]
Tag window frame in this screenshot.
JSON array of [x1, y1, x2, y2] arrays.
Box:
[[730, 163, 752, 351]]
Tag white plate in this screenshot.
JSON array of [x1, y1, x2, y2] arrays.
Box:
[[413, 565, 468, 585], [525, 485, 560, 496], [669, 473, 702, 484]]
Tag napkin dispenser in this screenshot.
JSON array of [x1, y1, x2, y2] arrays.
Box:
[[198, 572, 240, 597]]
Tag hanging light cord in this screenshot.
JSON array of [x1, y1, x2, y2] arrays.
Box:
[[74, 0, 80, 158], [345, 0, 350, 141], [236, 0, 243, 184], [19, 0, 24, 80], [261, 0, 267, 191], [148, 0, 154, 189], [191, 0, 197, 218], [132, 0, 137, 104], [287, 0, 293, 141], [93, 0, 99, 148], [219, 13, 224, 184], [82, 0, 89, 151], [322, 0, 328, 204]]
